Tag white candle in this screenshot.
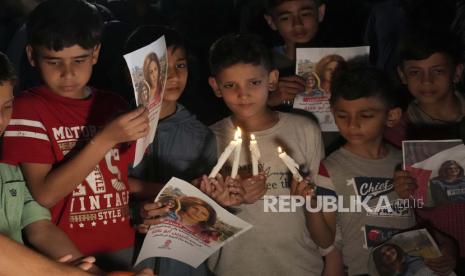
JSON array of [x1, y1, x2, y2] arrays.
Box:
[[208, 130, 239, 178], [250, 134, 261, 176], [277, 146, 303, 181], [231, 127, 242, 178]]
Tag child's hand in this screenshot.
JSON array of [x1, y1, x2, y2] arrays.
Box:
[[138, 202, 171, 233], [424, 254, 456, 276], [267, 75, 305, 106], [290, 176, 317, 208], [424, 231, 458, 276], [99, 106, 149, 146], [200, 174, 244, 206], [57, 254, 96, 272], [241, 172, 267, 204], [393, 170, 417, 199], [290, 176, 315, 197]]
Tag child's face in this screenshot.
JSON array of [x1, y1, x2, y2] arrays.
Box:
[[264, 0, 325, 46], [26, 44, 100, 99], [332, 96, 400, 147], [0, 82, 14, 134], [209, 63, 278, 120], [398, 53, 463, 106], [164, 46, 188, 103]]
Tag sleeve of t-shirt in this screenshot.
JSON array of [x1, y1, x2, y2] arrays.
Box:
[[315, 163, 337, 197], [2, 95, 54, 164], [21, 185, 52, 229]]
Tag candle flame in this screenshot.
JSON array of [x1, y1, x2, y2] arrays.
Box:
[[250, 134, 256, 141], [234, 127, 242, 140], [277, 146, 283, 153]]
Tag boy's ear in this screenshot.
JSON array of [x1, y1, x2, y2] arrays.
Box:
[[386, 107, 402, 128], [454, 63, 464, 84], [26, 45, 36, 67], [91, 44, 101, 65], [318, 4, 326, 22], [397, 66, 407, 85], [264, 14, 278, 31], [208, 76, 222, 98], [268, 69, 279, 91]]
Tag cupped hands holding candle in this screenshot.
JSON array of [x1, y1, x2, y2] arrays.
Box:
[[277, 146, 303, 181]]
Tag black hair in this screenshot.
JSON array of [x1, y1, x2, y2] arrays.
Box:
[[330, 67, 397, 108], [27, 0, 104, 51], [0, 52, 17, 85], [124, 25, 186, 54], [398, 30, 462, 66], [209, 34, 274, 76], [264, 0, 324, 14]]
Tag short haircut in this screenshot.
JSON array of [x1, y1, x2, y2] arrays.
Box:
[[264, 0, 323, 14], [209, 34, 273, 76], [0, 52, 17, 85], [330, 67, 397, 108], [27, 0, 104, 51], [124, 25, 186, 54], [398, 30, 462, 66]]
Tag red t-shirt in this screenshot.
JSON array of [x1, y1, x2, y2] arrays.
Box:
[[2, 86, 135, 255]]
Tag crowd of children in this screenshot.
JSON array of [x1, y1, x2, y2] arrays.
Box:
[[1, 0, 465, 275]]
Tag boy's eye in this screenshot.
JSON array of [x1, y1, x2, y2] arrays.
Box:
[[407, 70, 420, 77], [249, 80, 262, 86], [300, 10, 315, 17], [432, 68, 445, 75], [360, 113, 374, 118], [335, 113, 347, 119], [46, 61, 60, 66], [176, 62, 187, 69], [223, 83, 235, 89], [74, 59, 86, 63], [278, 15, 291, 21]]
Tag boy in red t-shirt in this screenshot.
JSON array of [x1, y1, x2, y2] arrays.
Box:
[[1, 0, 159, 271]]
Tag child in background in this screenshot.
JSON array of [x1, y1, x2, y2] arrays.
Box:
[[297, 67, 416, 275], [0, 52, 98, 273], [128, 25, 217, 276], [385, 30, 465, 274], [263, 0, 326, 107], [205, 33, 342, 276], [0, 0, 159, 271], [385, 31, 465, 146]]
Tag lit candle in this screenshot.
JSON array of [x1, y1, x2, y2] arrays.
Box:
[[277, 147, 303, 181], [208, 128, 240, 178], [250, 134, 261, 176], [231, 127, 242, 178]]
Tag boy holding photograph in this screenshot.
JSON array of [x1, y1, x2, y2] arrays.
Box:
[[0, 0, 160, 270], [384, 30, 465, 274], [293, 67, 418, 275]]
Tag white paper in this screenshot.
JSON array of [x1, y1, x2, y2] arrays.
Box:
[[294, 46, 370, 132], [368, 229, 445, 276], [123, 36, 168, 166], [134, 177, 253, 268]]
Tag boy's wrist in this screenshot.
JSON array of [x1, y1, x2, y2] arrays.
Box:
[[91, 132, 115, 151]]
